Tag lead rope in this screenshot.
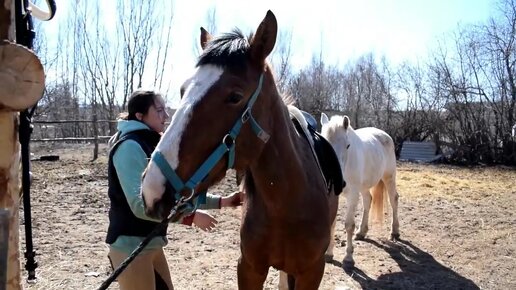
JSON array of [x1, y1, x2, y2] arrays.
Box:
[[97, 197, 194, 290]]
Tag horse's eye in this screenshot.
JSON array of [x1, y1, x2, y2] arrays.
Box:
[[226, 93, 243, 104], [346, 144, 350, 149]]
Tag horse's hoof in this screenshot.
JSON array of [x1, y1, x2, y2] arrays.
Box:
[[343, 259, 355, 270], [355, 234, 366, 240], [390, 233, 400, 241], [324, 254, 334, 262]]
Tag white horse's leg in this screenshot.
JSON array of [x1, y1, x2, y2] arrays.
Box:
[[278, 270, 288, 290], [343, 190, 359, 267], [356, 189, 372, 240], [385, 176, 400, 240], [325, 217, 337, 261]]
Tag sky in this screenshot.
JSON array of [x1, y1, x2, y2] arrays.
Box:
[[42, 0, 495, 108]]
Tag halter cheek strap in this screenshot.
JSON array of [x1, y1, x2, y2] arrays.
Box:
[[151, 73, 268, 208]]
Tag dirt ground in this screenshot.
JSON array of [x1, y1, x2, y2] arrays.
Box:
[[16, 143, 516, 290]]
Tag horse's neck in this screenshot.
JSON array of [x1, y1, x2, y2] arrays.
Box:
[[246, 103, 310, 204]]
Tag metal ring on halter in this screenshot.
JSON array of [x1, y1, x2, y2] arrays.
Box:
[[184, 187, 196, 202], [241, 107, 251, 123], [222, 134, 235, 150]]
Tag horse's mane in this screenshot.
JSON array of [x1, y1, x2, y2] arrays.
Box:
[[280, 93, 296, 106], [197, 29, 294, 106], [197, 29, 250, 73]]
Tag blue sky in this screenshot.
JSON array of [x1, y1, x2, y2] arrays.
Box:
[[43, 0, 494, 107]]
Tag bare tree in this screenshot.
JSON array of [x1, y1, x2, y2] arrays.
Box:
[[192, 6, 218, 58], [271, 29, 293, 94], [288, 55, 344, 117], [117, 0, 174, 108], [426, 0, 516, 164]]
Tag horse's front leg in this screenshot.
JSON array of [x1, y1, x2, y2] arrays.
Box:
[[290, 256, 325, 290], [237, 256, 267, 290], [325, 192, 339, 262], [343, 190, 359, 268], [325, 218, 337, 261], [356, 189, 372, 240]]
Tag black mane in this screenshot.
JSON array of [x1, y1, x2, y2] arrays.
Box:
[[197, 29, 251, 72]]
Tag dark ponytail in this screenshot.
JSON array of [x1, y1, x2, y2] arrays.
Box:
[[119, 90, 162, 120]]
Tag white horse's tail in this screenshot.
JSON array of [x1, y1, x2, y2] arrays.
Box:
[[370, 180, 385, 224]]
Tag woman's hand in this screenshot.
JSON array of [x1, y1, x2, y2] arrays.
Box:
[[192, 210, 218, 231], [220, 191, 244, 208]]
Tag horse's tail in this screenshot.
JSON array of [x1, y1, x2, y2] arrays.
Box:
[[370, 180, 385, 224]]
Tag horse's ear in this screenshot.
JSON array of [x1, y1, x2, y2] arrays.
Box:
[[343, 116, 350, 129], [249, 10, 277, 67], [200, 27, 212, 50], [320, 112, 329, 126]]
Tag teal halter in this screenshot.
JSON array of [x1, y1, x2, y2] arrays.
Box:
[[151, 74, 269, 209]]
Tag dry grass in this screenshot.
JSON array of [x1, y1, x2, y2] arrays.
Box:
[[397, 162, 515, 201]]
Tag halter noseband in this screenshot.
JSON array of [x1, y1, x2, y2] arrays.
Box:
[[151, 74, 269, 209]]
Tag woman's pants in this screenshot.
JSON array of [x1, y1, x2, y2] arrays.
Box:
[[108, 247, 174, 290]]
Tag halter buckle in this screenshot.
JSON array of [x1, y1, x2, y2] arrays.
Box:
[[241, 107, 251, 123]]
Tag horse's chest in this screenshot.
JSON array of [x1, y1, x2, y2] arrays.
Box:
[[240, 216, 330, 269]]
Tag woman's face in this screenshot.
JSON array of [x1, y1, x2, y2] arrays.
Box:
[[141, 96, 170, 133]]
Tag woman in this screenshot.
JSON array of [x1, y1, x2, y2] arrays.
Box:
[[106, 90, 241, 290]]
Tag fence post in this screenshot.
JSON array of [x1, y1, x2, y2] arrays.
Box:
[[1, 2, 21, 288], [0, 114, 22, 290], [92, 112, 99, 160], [0, 209, 9, 290]]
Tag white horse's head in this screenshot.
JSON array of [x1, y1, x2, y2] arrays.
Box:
[[320, 112, 353, 171]]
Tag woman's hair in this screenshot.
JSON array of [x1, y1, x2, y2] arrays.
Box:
[[119, 90, 162, 120]]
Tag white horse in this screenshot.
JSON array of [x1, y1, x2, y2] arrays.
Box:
[[320, 113, 400, 268]]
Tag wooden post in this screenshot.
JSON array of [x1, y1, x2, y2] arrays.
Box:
[[0, 0, 45, 289], [1, 2, 21, 289], [1, 209, 10, 290], [0, 114, 22, 290]]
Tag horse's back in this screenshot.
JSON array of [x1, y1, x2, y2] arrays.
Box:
[[355, 127, 396, 179], [356, 127, 394, 154]]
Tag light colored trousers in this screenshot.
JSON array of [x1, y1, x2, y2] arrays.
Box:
[[108, 247, 174, 290]]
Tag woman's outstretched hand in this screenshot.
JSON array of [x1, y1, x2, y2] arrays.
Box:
[[192, 210, 218, 231]]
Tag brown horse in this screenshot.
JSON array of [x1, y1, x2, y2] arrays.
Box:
[[140, 11, 338, 290]]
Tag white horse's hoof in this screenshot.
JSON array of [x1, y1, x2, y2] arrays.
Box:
[[343, 259, 355, 270], [390, 232, 400, 241], [355, 233, 366, 240]]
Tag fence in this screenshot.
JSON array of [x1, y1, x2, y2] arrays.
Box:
[[31, 119, 115, 143]]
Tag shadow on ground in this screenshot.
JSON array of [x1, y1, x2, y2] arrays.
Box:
[[328, 238, 479, 290]]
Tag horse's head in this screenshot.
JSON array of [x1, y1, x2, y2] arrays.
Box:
[[141, 11, 279, 219], [320, 113, 353, 171]]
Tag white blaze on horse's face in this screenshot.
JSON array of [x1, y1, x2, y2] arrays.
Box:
[[141, 65, 224, 208]]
